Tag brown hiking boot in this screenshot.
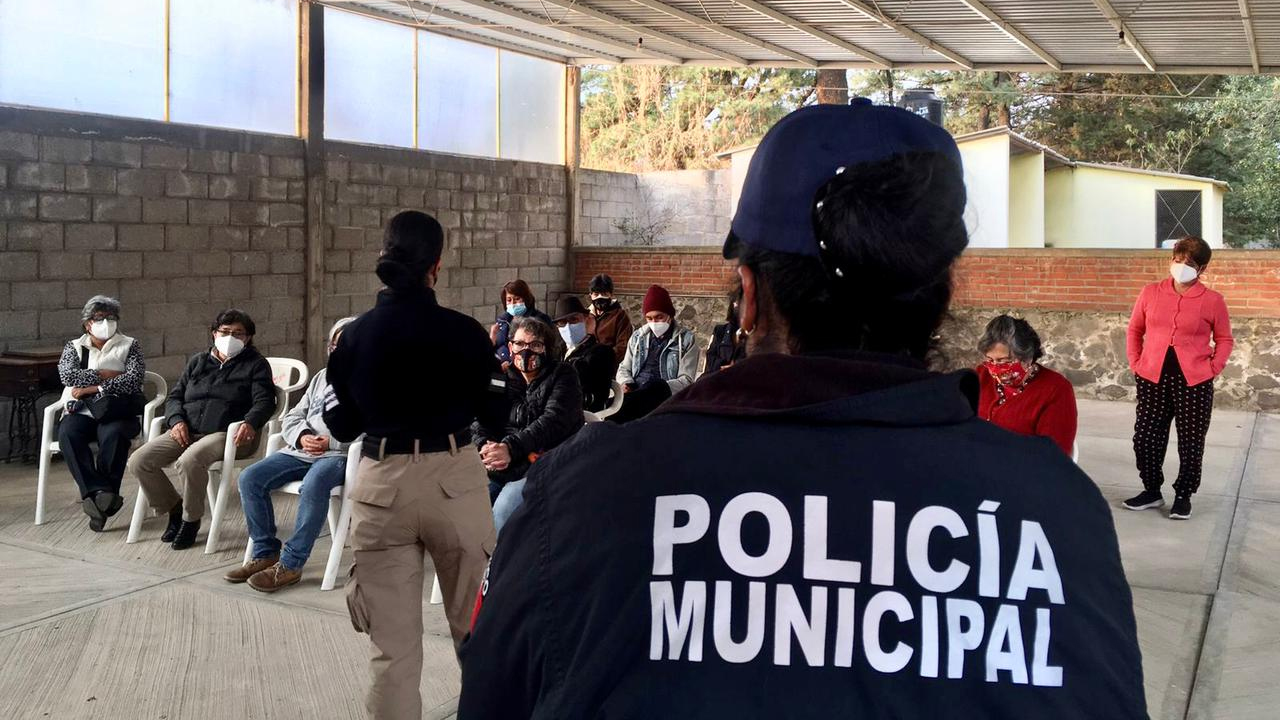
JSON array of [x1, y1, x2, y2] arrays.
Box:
[[247, 562, 302, 593], [223, 555, 280, 583]]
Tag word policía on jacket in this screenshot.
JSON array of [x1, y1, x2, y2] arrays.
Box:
[[649, 493, 1064, 687]]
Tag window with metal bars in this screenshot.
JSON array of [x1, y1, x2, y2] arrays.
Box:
[[1155, 190, 1202, 248]]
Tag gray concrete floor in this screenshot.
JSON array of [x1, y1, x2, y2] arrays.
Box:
[[0, 399, 1276, 719]]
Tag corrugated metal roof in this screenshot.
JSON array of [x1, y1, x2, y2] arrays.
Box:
[[333, 0, 1280, 71]]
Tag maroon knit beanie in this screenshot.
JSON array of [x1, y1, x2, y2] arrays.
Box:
[[642, 285, 676, 317]]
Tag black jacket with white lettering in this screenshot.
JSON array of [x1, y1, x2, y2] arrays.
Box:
[[458, 351, 1146, 720]]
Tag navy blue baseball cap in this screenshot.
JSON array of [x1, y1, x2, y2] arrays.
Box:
[[724, 98, 963, 260]]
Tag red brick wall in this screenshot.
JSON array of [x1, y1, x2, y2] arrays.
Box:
[[571, 247, 1280, 318]]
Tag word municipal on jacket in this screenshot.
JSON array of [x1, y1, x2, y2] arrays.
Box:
[[650, 493, 1064, 687]]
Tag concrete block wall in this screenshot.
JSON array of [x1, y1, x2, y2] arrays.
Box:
[[0, 105, 572, 385], [578, 168, 730, 247], [0, 107, 306, 379], [323, 143, 569, 331]]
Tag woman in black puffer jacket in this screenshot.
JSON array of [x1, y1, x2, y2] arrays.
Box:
[[474, 315, 583, 533]]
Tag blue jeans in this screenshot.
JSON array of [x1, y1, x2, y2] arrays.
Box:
[[238, 452, 346, 571], [491, 478, 526, 535]]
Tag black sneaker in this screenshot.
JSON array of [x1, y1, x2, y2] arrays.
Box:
[[171, 519, 201, 550], [1170, 496, 1193, 520], [160, 502, 184, 543], [1123, 490, 1165, 511]]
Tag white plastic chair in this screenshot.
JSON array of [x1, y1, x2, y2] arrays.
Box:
[[126, 381, 293, 553], [583, 381, 625, 423], [240, 432, 361, 591], [34, 371, 167, 525], [235, 433, 444, 597], [268, 356, 308, 406]]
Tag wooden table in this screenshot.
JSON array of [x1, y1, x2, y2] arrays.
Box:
[[0, 349, 62, 462]]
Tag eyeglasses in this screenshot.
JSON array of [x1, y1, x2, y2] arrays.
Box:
[[215, 328, 248, 340], [90, 314, 119, 322], [510, 340, 546, 352]]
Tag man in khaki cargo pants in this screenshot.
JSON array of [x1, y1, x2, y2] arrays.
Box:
[[322, 210, 508, 719]]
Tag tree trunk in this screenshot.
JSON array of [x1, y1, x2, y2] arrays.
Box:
[[881, 69, 895, 105], [995, 71, 1012, 127], [816, 69, 849, 105], [979, 104, 992, 129]]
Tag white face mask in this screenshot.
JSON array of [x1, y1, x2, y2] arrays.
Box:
[[214, 334, 245, 359], [559, 322, 587, 349], [648, 321, 671, 338], [1170, 262, 1199, 284], [89, 319, 117, 341]]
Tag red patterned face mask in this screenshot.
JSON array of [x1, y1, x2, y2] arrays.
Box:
[[984, 360, 1027, 386], [984, 360, 1038, 404]]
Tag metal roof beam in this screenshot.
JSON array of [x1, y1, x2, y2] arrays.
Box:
[[724, 0, 891, 67], [324, 1, 605, 62], [407, 0, 684, 62], [1089, 0, 1157, 71], [532, 0, 747, 65], [1239, 0, 1261, 73], [623, 0, 818, 67], [955, 0, 1061, 71], [829, 0, 973, 69]]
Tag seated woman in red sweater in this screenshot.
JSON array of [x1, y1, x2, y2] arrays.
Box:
[[976, 315, 1078, 457]]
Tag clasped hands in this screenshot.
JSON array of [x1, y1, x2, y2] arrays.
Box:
[[480, 441, 512, 471]]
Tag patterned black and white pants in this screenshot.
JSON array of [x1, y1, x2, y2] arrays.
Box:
[[1133, 347, 1215, 497]]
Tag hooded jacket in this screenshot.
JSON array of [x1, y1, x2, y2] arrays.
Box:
[[165, 345, 276, 435], [473, 360, 583, 484], [459, 351, 1146, 720]]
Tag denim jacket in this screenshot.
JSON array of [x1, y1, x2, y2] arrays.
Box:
[[615, 323, 700, 395]]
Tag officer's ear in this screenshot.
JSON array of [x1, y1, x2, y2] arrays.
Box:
[[427, 259, 442, 288]]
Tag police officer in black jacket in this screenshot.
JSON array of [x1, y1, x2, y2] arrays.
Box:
[[459, 102, 1147, 719], [322, 210, 507, 720]]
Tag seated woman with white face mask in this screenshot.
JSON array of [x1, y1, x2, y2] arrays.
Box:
[[56, 295, 148, 532], [125, 308, 277, 550]]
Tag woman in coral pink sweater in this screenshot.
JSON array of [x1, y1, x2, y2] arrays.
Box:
[[976, 315, 1078, 457], [1123, 236, 1233, 521]]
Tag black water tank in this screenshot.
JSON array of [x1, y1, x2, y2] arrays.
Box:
[[896, 88, 944, 126]]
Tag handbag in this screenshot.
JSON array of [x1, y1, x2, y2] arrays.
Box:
[[78, 346, 146, 424]]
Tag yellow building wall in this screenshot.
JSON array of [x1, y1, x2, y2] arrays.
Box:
[[1008, 152, 1045, 248], [1043, 165, 1223, 249], [1044, 166, 1075, 247], [957, 134, 1010, 248]]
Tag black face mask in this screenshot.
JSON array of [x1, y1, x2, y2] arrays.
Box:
[[513, 348, 545, 373], [592, 298, 612, 312]]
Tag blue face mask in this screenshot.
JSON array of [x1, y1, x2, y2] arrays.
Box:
[[559, 322, 587, 348], [507, 303, 527, 317]]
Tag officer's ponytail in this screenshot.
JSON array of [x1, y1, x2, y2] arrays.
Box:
[[377, 210, 445, 293], [738, 151, 966, 361]]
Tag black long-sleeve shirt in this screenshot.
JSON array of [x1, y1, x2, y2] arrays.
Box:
[[324, 286, 507, 444]]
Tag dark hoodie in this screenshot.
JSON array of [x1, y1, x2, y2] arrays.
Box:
[[459, 352, 1146, 720]]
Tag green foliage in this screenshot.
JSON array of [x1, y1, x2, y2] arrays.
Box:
[[580, 65, 815, 172], [582, 65, 1280, 246]]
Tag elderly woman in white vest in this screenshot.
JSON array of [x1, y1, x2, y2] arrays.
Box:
[[56, 295, 147, 532]]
